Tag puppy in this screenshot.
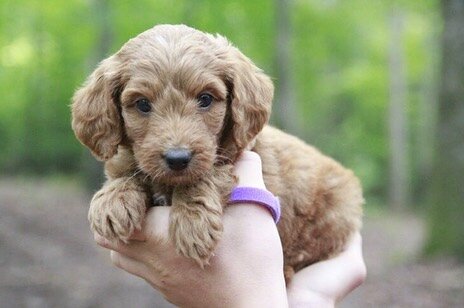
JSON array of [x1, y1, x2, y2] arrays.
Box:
[[71, 24, 363, 282]]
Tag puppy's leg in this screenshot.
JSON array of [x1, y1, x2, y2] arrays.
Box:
[[169, 182, 223, 267], [89, 177, 149, 242], [169, 165, 235, 267]]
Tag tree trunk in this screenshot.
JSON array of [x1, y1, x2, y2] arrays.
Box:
[[425, 0, 464, 259], [388, 8, 410, 210], [274, 0, 298, 134], [415, 33, 439, 201]]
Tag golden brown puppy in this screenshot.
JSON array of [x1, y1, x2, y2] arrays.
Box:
[[71, 24, 363, 282]]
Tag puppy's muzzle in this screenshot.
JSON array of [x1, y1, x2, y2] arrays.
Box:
[[164, 148, 192, 171]]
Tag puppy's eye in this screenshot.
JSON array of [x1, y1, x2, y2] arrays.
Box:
[[135, 98, 152, 113], [197, 93, 214, 109]]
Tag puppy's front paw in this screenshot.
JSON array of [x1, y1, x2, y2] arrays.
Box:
[[89, 178, 148, 242], [169, 207, 223, 267]]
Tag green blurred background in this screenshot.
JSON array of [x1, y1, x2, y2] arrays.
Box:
[[1, 0, 463, 307]]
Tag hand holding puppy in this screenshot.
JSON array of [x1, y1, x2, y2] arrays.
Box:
[[95, 152, 365, 307]]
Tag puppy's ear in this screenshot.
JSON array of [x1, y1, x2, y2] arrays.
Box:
[[71, 56, 126, 161], [221, 45, 274, 160]]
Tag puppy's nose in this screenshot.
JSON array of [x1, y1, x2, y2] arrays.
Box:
[[164, 148, 192, 171]]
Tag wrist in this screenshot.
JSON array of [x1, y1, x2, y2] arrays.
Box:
[[228, 186, 281, 223]]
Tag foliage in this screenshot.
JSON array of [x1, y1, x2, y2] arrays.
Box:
[[0, 0, 440, 209]]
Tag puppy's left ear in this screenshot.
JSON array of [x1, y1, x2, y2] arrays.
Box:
[[221, 45, 274, 160]]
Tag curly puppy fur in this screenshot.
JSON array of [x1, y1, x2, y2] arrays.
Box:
[[71, 24, 363, 281]]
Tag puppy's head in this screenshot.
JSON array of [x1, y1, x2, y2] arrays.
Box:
[[71, 24, 273, 185]]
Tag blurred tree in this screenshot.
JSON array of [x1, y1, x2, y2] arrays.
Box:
[[425, 0, 464, 259], [414, 32, 439, 203], [274, 0, 298, 135], [388, 7, 410, 210], [22, 11, 47, 173]]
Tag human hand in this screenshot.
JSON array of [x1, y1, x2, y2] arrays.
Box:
[[286, 232, 366, 307], [95, 151, 288, 307]]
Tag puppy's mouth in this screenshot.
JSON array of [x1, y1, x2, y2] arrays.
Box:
[[139, 150, 214, 186], [155, 164, 206, 186], [163, 170, 196, 185]]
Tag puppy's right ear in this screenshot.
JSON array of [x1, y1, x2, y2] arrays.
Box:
[[71, 56, 126, 161]]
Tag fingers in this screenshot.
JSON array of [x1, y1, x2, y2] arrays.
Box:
[[333, 232, 366, 291], [343, 232, 362, 255], [94, 206, 172, 262], [338, 232, 367, 295], [94, 232, 143, 260], [288, 232, 366, 303], [110, 250, 150, 280]]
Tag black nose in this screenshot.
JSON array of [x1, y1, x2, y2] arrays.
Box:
[[164, 148, 192, 171]]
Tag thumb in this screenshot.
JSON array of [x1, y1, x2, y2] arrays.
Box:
[[233, 151, 266, 189]]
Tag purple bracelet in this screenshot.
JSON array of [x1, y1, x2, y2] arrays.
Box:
[[228, 187, 281, 223]]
